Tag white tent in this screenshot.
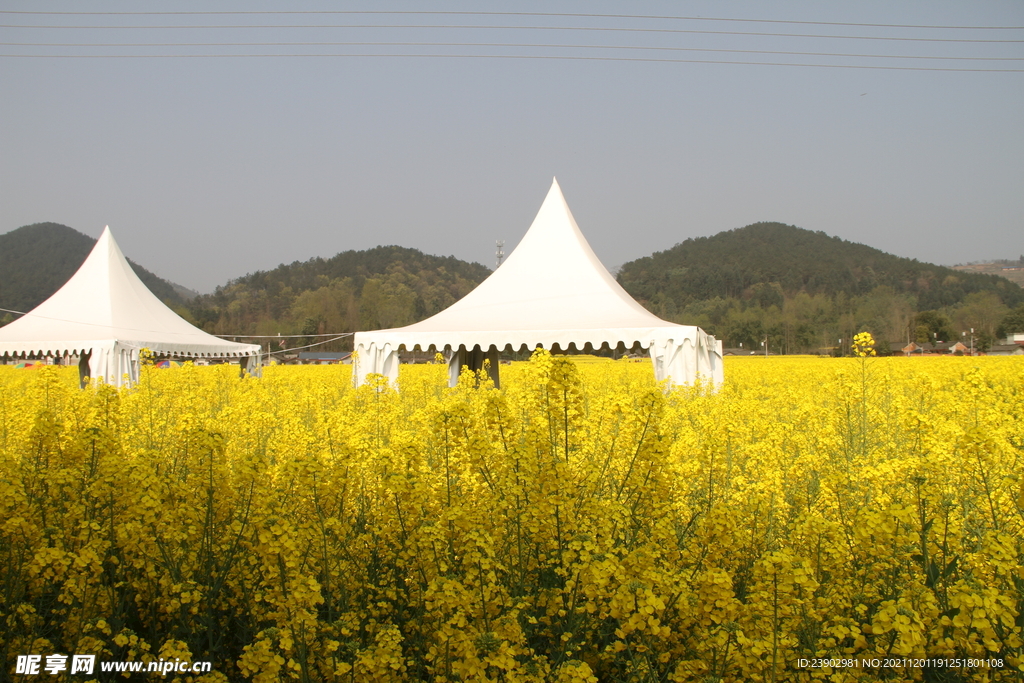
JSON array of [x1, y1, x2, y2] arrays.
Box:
[[0, 226, 261, 386], [354, 179, 723, 389]]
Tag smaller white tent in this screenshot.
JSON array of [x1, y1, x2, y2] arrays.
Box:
[[354, 179, 723, 389], [0, 226, 261, 386]]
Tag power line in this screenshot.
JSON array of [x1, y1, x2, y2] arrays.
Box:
[[1, 52, 1020, 72], [0, 308, 351, 346], [263, 334, 353, 357], [1, 10, 1021, 31], [0, 307, 260, 339], [3, 41, 1020, 62], [2, 24, 1022, 44]]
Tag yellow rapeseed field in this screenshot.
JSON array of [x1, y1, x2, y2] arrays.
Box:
[[1, 352, 1022, 682]]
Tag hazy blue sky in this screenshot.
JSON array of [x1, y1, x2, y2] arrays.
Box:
[[2, 1, 1022, 292]]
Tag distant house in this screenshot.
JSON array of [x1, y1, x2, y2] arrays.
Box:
[[400, 350, 444, 364], [879, 341, 907, 356], [722, 347, 775, 356], [297, 352, 352, 365], [899, 341, 971, 356], [987, 344, 1024, 356], [944, 341, 970, 355], [899, 342, 924, 355]]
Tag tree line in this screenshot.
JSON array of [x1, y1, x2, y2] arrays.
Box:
[[616, 222, 1024, 354], [186, 245, 491, 352], [6, 221, 1023, 356]]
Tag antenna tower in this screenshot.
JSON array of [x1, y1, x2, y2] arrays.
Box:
[[495, 240, 505, 268]]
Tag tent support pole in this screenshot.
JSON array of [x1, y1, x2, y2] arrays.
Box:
[[447, 345, 500, 389], [78, 350, 92, 389]]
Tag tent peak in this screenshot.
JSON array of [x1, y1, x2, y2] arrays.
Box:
[[96, 225, 117, 251], [549, 176, 563, 196]]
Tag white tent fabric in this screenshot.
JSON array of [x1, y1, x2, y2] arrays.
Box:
[[0, 226, 261, 386], [354, 179, 723, 389]]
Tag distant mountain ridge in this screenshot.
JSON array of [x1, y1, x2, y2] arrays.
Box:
[[188, 245, 492, 346], [618, 222, 1023, 312], [7, 219, 1018, 354], [616, 222, 1023, 352], [0, 222, 188, 315]]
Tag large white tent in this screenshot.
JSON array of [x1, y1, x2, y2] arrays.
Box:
[[354, 179, 723, 389], [0, 226, 261, 386]]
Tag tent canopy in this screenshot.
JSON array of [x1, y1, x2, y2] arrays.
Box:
[[0, 226, 261, 385], [354, 179, 722, 388]]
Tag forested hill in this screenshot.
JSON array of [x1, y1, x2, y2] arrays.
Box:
[[189, 246, 491, 343], [619, 222, 1021, 309], [617, 222, 1024, 352], [0, 222, 188, 317]]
